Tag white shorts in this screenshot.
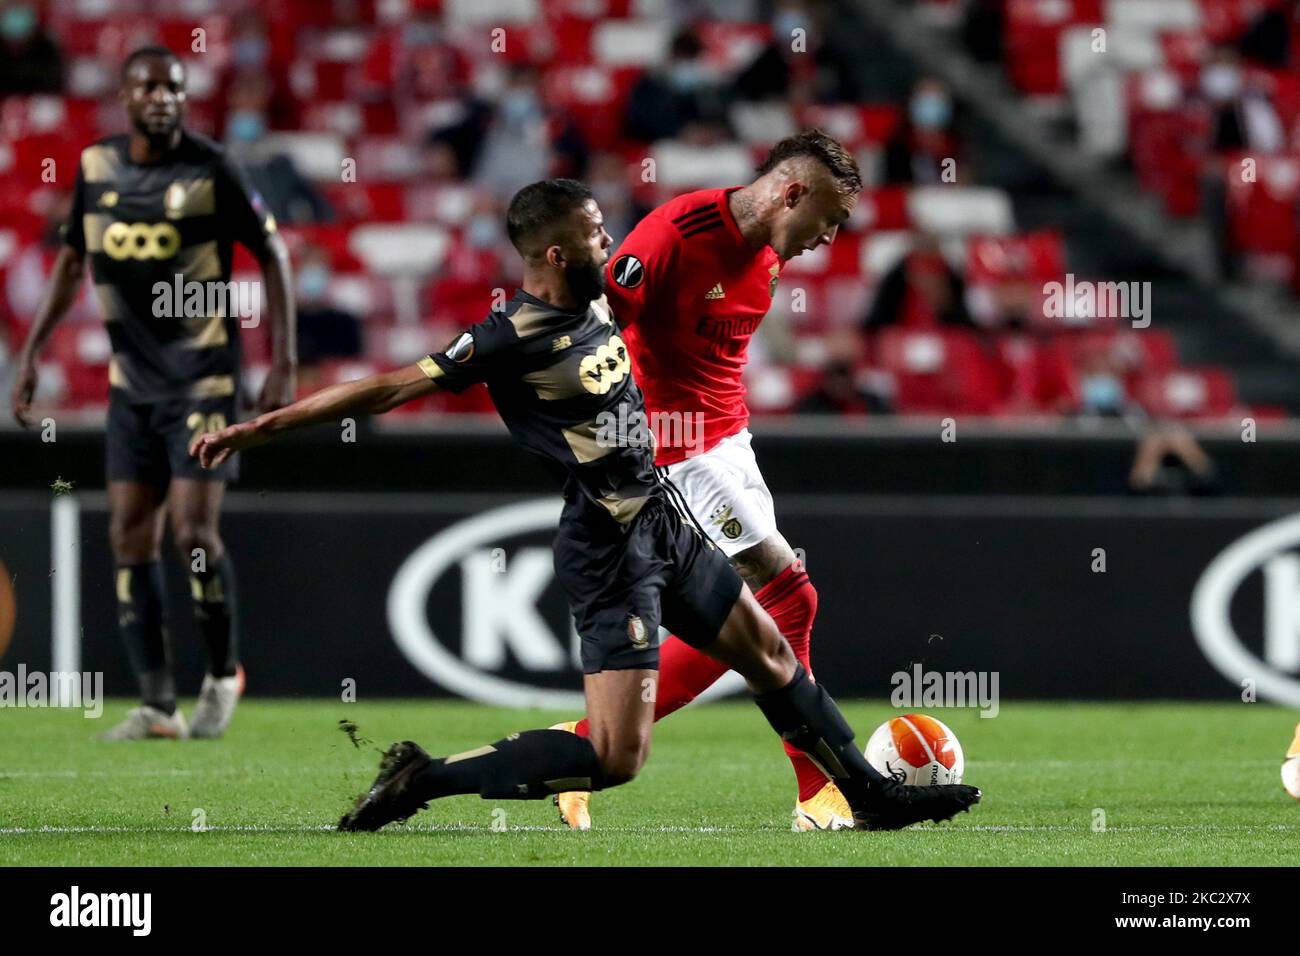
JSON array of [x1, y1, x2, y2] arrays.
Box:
[[656, 428, 777, 558]]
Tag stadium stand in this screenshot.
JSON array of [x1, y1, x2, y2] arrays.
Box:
[[0, 0, 1288, 423]]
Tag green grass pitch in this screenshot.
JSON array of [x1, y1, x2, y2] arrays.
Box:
[[2, 698, 1296, 866]]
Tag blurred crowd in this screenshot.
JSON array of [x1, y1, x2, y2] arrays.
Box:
[[0, 0, 1277, 446]]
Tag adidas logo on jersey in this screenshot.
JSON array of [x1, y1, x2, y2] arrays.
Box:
[[705, 283, 725, 300]]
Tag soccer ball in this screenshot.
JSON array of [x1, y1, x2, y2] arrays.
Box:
[[865, 714, 964, 786], [1283, 757, 1300, 801]]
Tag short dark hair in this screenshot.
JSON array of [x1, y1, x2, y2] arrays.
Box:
[[757, 129, 862, 195], [505, 179, 594, 257], [121, 46, 183, 84]]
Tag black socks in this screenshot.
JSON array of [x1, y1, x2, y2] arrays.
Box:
[[190, 553, 239, 677], [413, 729, 609, 801], [115, 562, 175, 714], [753, 664, 887, 805]]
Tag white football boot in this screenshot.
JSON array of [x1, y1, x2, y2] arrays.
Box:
[[97, 704, 189, 741], [189, 666, 245, 739]]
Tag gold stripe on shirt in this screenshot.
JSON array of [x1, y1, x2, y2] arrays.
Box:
[[174, 240, 222, 282], [108, 357, 126, 388], [181, 314, 229, 349], [80, 144, 123, 184], [189, 374, 235, 398]]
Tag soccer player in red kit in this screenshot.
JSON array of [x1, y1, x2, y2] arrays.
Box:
[[554, 131, 864, 830]]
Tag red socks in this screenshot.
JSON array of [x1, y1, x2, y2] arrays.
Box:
[[574, 563, 825, 802], [754, 564, 825, 801]]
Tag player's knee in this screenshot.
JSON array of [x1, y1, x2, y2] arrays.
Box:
[[594, 733, 651, 786], [109, 516, 157, 564], [173, 523, 221, 562]]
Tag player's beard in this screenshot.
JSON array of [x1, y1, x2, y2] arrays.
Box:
[[564, 257, 607, 308], [134, 111, 181, 148]]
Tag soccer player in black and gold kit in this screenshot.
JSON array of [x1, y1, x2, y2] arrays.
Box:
[[192, 179, 979, 830], [11, 48, 296, 739]]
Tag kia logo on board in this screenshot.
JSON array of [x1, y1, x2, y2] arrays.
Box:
[[1191, 512, 1300, 707], [387, 499, 585, 709], [386, 499, 745, 708]]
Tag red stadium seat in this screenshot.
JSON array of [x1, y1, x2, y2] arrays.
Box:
[[1136, 367, 1238, 419], [874, 328, 1004, 415], [1224, 153, 1300, 276], [1004, 0, 1104, 96]]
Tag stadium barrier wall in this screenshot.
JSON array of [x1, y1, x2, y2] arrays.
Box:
[[5, 489, 1300, 708], [3, 420, 1300, 496]]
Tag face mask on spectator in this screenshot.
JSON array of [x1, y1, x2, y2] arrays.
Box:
[[1081, 374, 1124, 413], [1, 4, 36, 41], [404, 22, 439, 47], [234, 36, 269, 67], [500, 91, 541, 127], [772, 11, 804, 43], [228, 111, 266, 143], [1201, 64, 1242, 103], [299, 265, 330, 300], [667, 61, 706, 92], [911, 93, 952, 130], [466, 215, 500, 249]]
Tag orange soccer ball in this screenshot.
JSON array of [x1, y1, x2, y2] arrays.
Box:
[[865, 713, 965, 786]]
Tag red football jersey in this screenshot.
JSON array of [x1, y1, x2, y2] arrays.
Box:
[[607, 187, 781, 464]]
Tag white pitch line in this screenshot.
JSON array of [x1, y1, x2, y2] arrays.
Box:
[[0, 824, 734, 835], [1, 823, 1294, 836]]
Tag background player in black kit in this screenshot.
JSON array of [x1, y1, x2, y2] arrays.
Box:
[[10, 48, 297, 740], [191, 179, 980, 831]]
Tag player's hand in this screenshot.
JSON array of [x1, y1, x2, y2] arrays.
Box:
[[189, 420, 268, 469], [11, 361, 38, 429], [256, 363, 297, 414]]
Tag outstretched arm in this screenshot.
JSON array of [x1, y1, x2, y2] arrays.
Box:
[[190, 362, 438, 468]]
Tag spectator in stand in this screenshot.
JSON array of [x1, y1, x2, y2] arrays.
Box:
[[294, 245, 363, 374], [1073, 339, 1218, 494], [425, 99, 494, 178], [390, 9, 474, 102], [796, 359, 892, 415], [473, 66, 589, 201], [883, 77, 966, 185], [1194, 46, 1285, 280], [733, 0, 862, 106], [1237, 0, 1300, 69], [863, 236, 974, 330], [624, 27, 730, 144], [961, 0, 1005, 64], [222, 70, 333, 225], [0, 1, 63, 95], [587, 152, 645, 243], [1200, 47, 1284, 154]]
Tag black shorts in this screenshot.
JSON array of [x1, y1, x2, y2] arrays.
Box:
[[554, 494, 743, 674], [106, 391, 240, 486]]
